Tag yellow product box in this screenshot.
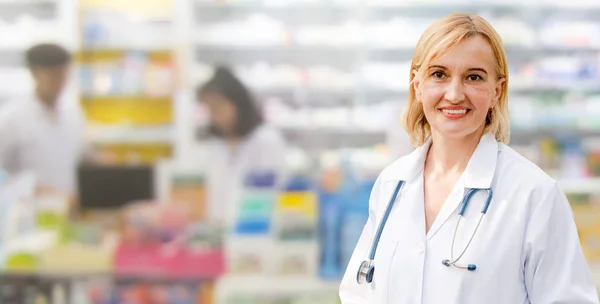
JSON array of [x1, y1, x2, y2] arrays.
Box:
[[5, 252, 38, 272], [170, 175, 206, 221], [274, 191, 318, 241], [276, 192, 317, 219]]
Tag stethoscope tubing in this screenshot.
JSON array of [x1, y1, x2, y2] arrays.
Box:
[[369, 180, 405, 260], [358, 180, 494, 284]]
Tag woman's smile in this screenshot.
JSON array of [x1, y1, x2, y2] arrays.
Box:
[[439, 105, 472, 119]]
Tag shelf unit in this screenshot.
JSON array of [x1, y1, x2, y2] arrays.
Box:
[[76, 0, 177, 164], [214, 275, 340, 304], [190, 0, 600, 152]]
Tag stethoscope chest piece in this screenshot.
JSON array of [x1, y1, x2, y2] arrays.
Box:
[[357, 260, 375, 284]]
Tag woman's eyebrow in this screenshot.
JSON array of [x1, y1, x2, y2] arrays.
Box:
[[428, 65, 488, 75], [429, 65, 447, 70], [468, 67, 488, 75]]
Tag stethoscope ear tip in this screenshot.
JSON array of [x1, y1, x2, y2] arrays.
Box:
[[467, 264, 477, 271], [442, 259, 451, 266]]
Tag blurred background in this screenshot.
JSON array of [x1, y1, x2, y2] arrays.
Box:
[[1, 0, 600, 303]]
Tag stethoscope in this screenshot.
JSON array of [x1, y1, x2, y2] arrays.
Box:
[[356, 180, 493, 284]]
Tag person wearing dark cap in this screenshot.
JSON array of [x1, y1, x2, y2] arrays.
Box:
[[196, 66, 287, 224], [0, 43, 87, 194]]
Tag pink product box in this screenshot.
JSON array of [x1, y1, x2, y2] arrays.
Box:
[[114, 243, 226, 278]]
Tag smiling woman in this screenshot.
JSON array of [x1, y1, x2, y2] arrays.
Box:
[[339, 12, 599, 304], [403, 13, 510, 148]]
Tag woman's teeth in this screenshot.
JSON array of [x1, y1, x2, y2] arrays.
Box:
[[442, 109, 467, 115]]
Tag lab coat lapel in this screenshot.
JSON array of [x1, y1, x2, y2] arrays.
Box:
[[426, 176, 466, 240], [385, 139, 431, 239], [426, 133, 499, 240], [409, 176, 427, 240]]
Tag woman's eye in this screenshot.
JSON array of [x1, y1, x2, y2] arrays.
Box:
[[468, 74, 483, 81], [432, 71, 445, 79]]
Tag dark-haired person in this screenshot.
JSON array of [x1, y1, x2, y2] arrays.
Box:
[[197, 66, 287, 224], [0, 43, 87, 195]]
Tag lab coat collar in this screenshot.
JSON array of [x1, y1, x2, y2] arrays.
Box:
[[430, 133, 499, 239], [387, 132, 498, 190], [384, 137, 431, 184], [463, 133, 499, 190], [387, 132, 499, 240]]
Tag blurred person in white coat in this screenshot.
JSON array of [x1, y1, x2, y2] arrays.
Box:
[[196, 66, 286, 225], [0, 43, 87, 195], [339, 13, 598, 304]]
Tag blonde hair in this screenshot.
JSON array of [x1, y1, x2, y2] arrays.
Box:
[[401, 13, 510, 147]]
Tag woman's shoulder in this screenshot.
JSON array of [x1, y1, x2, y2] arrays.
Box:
[[495, 143, 561, 200], [378, 146, 420, 180]]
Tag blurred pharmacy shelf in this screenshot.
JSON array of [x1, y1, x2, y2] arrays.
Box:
[[214, 275, 340, 304], [590, 263, 600, 288], [192, 0, 600, 10], [76, 0, 177, 164], [559, 178, 600, 194], [0, 49, 30, 66], [0, 0, 67, 50], [0, 0, 56, 18], [215, 275, 340, 294], [272, 126, 600, 150], [86, 125, 173, 145], [190, 0, 600, 155]]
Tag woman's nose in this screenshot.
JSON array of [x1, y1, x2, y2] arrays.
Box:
[[444, 79, 466, 103]]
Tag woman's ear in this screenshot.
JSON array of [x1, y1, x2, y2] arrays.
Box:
[[412, 69, 422, 102], [492, 77, 505, 108]]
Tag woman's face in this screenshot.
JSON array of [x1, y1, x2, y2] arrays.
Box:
[[413, 35, 504, 141], [201, 92, 237, 136]]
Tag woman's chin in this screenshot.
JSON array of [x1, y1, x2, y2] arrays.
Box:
[[433, 124, 485, 140]]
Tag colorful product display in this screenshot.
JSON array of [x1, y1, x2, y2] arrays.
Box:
[[274, 175, 319, 276], [274, 176, 318, 241], [227, 171, 278, 274], [171, 174, 208, 221], [513, 137, 600, 180], [235, 172, 278, 235], [76, 0, 177, 166], [224, 293, 340, 304], [79, 51, 176, 98], [570, 195, 600, 262], [89, 282, 213, 304], [115, 202, 225, 279], [317, 184, 343, 279]]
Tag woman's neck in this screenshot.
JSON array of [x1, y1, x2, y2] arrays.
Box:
[[425, 129, 484, 175]]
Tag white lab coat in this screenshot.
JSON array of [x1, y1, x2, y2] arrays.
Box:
[[204, 123, 286, 225], [340, 133, 599, 304], [0, 95, 86, 194]]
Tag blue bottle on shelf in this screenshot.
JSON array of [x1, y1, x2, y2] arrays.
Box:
[[318, 188, 343, 279], [340, 178, 374, 271]]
